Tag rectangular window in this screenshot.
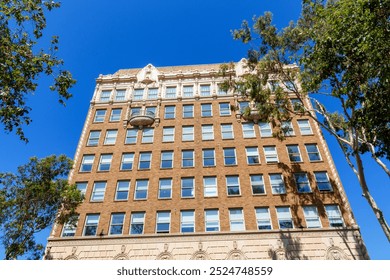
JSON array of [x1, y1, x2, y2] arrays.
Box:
[[91, 181, 106, 202], [110, 108, 122, 122], [183, 104, 194, 118], [200, 84, 211, 96], [303, 206, 321, 228], [246, 147, 260, 164], [109, 213, 125, 235], [250, 174, 265, 194], [165, 86, 176, 98], [83, 214, 100, 236], [147, 88, 158, 99], [203, 149, 215, 167], [221, 123, 234, 139], [104, 129, 118, 145], [270, 174, 286, 194], [115, 180, 130, 201], [125, 128, 138, 144], [161, 151, 173, 169], [229, 208, 245, 231], [80, 155, 94, 172], [264, 146, 279, 163], [100, 90, 111, 102], [181, 210, 195, 233], [164, 105, 175, 119], [183, 85, 194, 97], [76, 182, 87, 196], [305, 144, 322, 161], [182, 126, 194, 141], [325, 205, 344, 227], [156, 211, 170, 233], [315, 171, 333, 191], [297, 119, 313, 135], [131, 107, 141, 116], [204, 176, 217, 197], [139, 152, 152, 170], [255, 208, 272, 230], [201, 103, 212, 117], [130, 212, 145, 234], [61, 215, 79, 237], [287, 145, 302, 162], [201, 124, 214, 140], [239, 101, 249, 113], [291, 98, 303, 112], [162, 127, 175, 142], [181, 177, 194, 198], [219, 103, 231, 116], [94, 109, 106, 123], [282, 121, 295, 136], [98, 154, 112, 171], [276, 207, 293, 229], [120, 153, 134, 170], [223, 147, 237, 165], [205, 209, 220, 232], [87, 131, 100, 146], [294, 173, 311, 193], [134, 179, 148, 200], [158, 178, 172, 199], [242, 122, 255, 138], [133, 88, 144, 100], [182, 150, 194, 167], [259, 122, 272, 137], [114, 89, 126, 101], [226, 175, 240, 196], [141, 128, 154, 143]]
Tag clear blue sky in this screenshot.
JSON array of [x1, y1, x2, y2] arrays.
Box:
[[0, 0, 388, 259]]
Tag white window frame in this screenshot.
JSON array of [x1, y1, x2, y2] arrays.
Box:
[[229, 208, 245, 231], [226, 175, 240, 196], [141, 128, 154, 143], [164, 105, 175, 119], [255, 208, 272, 230], [297, 119, 313, 135], [221, 123, 234, 139], [303, 206, 322, 228], [219, 102, 231, 116], [264, 146, 279, 163], [133, 88, 144, 100], [183, 85, 194, 97], [104, 130, 118, 145], [294, 173, 312, 193], [201, 103, 213, 117], [223, 147, 237, 166], [205, 209, 220, 232], [182, 125, 194, 141], [109, 213, 125, 235], [98, 154, 112, 171], [314, 171, 333, 191], [87, 130, 100, 146], [202, 149, 215, 167], [165, 86, 177, 98], [120, 153, 134, 171], [125, 128, 137, 144], [134, 179, 148, 200], [182, 150, 194, 168], [76, 182, 87, 196], [259, 122, 272, 137], [305, 144, 322, 161], [158, 178, 172, 199], [201, 124, 214, 140], [130, 212, 145, 234], [99, 90, 111, 102], [80, 155, 94, 172], [276, 207, 294, 229], [61, 215, 79, 237], [147, 88, 158, 99], [94, 109, 106, 123], [325, 205, 344, 227], [180, 210, 195, 233], [160, 151, 173, 169], [91, 181, 106, 202], [156, 211, 171, 233], [200, 84, 211, 96], [162, 127, 175, 142], [204, 176, 218, 197], [181, 177, 195, 198], [242, 122, 256, 138], [115, 180, 130, 201], [83, 214, 100, 236], [250, 174, 266, 195], [109, 108, 122, 122], [269, 174, 286, 194], [114, 89, 126, 101], [138, 152, 152, 170], [183, 104, 194, 118], [287, 145, 302, 162], [246, 147, 260, 164]]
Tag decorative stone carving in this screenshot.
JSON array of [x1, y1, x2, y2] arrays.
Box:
[[226, 241, 247, 260], [114, 245, 129, 260], [156, 243, 173, 260], [137, 64, 160, 85], [191, 242, 210, 260], [326, 246, 349, 260]]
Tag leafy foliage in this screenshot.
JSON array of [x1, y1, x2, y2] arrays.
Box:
[[0, 0, 76, 142], [0, 155, 82, 259]]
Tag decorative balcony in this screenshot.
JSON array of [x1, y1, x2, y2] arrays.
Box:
[[128, 109, 155, 128]]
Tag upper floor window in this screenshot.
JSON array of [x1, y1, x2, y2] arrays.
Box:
[[183, 104, 194, 118], [83, 214, 100, 236], [110, 109, 122, 122], [255, 208, 272, 230], [61, 215, 79, 237], [87, 130, 101, 146], [201, 103, 212, 117], [125, 128, 138, 144], [104, 129, 118, 145], [98, 154, 112, 171], [139, 152, 152, 170], [314, 171, 333, 191], [297, 119, 313, 135], [134, 179, 148, 200], [91, 181, 106, 202], [250, 174, 265, 195], [223, 147, 237, 165], [200, 84, 211, 96], [99, 90, 111, 102], [80, 155, 94, 172], [287, 145, 302, 162], [158, 178, 172, 199], [147, 88, 158, 99], [133, 88, 144, 100], [162, 127, 175, 142], [114, 89, 126, 101], [156, 211, 170, 233], [93, 109, 106, 123], [76, 182, 87, 196], [181, 177, 195, 198], [238, 101, 249, 114], [264, 146, 279, 163], [221, 123, 234, 139], [269, 174, 286, 194], [130, 212, 145, 234], [305, 144, 322, 161], [165, 86, 176, 98], [229, 208, 245, 231], [245, 147, 260, 164], [325, 205, 344, 227], [120, 153, 134, 171], [259, 122, 272, 137], [161, 151, 173, 169], [219, 103, 231, 116], [109, 213, 125, 235], [182, 150, 194, 168], [201, 124, 214, 140], [276, 207, 293, 229], [202, 149, 215, 167], [182, 126, 194, 141], [180, 210, 195, 233], [204, 176, 217, 197], [183, 85, 194, 97], [226, 175, 240, 196], [242, 122, 255, 138], [164, 105, 175, 119], [205, 209, 220, 232], [141, 128, 154, 143], [282, 121, 295, 136], [294, 173, 311, 193], [303, 206, 321, 228], [115, 180, 130, 201]]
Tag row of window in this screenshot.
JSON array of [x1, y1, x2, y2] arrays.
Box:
[[98, 84, 228, 102], [77, 171, 332, 203], [62, 204, 344, 237], [87, 121, 313, 148], [80, 144, 322, 174]]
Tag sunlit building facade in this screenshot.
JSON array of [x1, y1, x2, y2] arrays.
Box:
[[45, 60, 368, 260]]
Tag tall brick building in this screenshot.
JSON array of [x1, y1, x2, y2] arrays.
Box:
[[45, 60, 368, 260]]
